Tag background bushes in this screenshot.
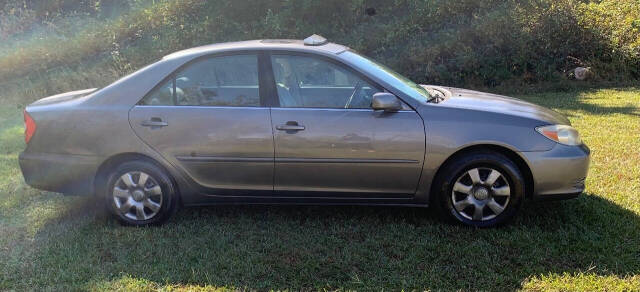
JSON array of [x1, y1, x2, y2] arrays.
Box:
[[0, 0, 638, 102]]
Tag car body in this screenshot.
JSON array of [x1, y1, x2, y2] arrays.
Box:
[[19, 35, 590, 227]]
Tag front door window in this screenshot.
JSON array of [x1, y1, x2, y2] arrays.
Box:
[[271, 54, 383, 109]]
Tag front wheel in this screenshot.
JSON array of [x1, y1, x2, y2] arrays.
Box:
[[104, 160, 178, 226], [432, 150, 525, 227]]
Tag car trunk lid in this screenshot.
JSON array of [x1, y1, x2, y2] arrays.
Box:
[[28, 88, 98, 107]]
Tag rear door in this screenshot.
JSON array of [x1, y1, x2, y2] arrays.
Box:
[[268, 53, 425, 197], [129, 53, 274, 194]]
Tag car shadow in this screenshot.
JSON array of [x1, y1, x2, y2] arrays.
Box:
[[22, 191, 640, 290]]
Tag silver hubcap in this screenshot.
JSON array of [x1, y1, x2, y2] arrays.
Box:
[[451, 167, 511, 221], [113, 171, 163, 221]]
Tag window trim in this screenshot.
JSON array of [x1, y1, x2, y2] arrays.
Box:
[[264, 50, 406, 110], [171, 74, 177, 105], [137, 50, 266, 107]]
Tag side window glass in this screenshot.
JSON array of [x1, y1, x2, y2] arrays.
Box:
[[141, 54, 260, 107], [176, 54, 260, 106], [140, 78, 174, 105], [215, 56, 259, 87], [271, 55, 382, 108]]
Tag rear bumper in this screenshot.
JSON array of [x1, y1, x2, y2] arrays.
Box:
[[19, 152, 101, 195], [521, 143, 590, 200]]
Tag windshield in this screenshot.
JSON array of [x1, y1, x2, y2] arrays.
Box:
[[342, 51, 432, 102]]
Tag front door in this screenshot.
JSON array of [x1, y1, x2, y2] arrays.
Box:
[[269, 54, 425, 196], [129, 53, 274, 194]]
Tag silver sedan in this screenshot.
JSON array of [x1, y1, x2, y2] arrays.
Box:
[[19, 35, 590, 227]]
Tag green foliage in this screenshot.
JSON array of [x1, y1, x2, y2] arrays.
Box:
[[0, 0, 638, 102]]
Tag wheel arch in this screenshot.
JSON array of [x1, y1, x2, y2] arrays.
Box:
[[94, 152, 181, 201], [429, 144, 535, 200]]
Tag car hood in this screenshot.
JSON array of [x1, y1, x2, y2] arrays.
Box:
[[422, 85, 570, 125]]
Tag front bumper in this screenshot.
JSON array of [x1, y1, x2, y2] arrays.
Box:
[[19, 151, 101, 195], [520, 143, 590, 200]]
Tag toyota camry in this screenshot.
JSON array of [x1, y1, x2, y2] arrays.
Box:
[[19, 35, 590, 227]]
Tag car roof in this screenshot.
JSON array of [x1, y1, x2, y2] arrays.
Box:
[[162, 38, 349, 60]]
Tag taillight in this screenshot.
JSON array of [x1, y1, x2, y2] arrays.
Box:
[[24, 110, 36, 144]]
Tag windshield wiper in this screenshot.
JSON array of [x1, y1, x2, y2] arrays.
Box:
[[427, 91, 445, 103], [422, 86, 445, 103]]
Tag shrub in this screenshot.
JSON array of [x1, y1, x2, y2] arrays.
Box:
[[0, 0, 638, 102]]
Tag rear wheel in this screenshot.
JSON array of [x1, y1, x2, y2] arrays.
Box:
[[432, 150, 525, 227], [104, 160, 177, 226]]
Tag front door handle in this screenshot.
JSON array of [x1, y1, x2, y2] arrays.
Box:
[[141, 117, 168, 127], [276, 121, 305, 131]]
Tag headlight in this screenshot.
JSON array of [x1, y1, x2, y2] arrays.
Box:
[[536, 125, 582, 146]]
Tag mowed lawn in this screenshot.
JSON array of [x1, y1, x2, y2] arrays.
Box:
[[0, 88, 638, 291]]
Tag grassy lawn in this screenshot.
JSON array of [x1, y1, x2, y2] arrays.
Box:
[[0, 87, 638, 291]]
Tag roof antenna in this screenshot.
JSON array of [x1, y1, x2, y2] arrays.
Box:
[[303, 34, 328, 46]]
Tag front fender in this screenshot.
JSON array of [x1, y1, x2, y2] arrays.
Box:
[[413, 105, 555, 203]]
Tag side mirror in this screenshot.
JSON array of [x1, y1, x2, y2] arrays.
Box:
[[372, 92, 403, 112]]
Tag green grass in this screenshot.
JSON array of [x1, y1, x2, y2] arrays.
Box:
[[0, 88, 638, 291]]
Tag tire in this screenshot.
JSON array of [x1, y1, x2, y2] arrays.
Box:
[[104, 160, 178, 226], [431, 150, 525, 227]]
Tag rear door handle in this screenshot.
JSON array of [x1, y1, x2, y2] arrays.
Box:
[[141, 117, 168, 127], [276, 121, 305, 131]]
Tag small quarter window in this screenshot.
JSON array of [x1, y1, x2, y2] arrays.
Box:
[[140, 78, 174, 106]]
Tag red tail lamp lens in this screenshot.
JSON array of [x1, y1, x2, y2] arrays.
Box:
[[24, 110, 36, 144]]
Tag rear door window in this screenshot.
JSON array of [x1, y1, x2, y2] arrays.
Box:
[[141, 54, 260, 107]]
